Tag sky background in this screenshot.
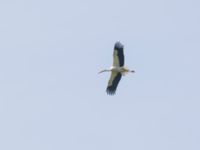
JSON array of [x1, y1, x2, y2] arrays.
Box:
[[0, 0, 200, 150]]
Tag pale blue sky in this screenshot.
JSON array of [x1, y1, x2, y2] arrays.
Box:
[[0, 0, 200, 150]]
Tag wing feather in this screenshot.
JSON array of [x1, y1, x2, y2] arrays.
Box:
[[106, 72, 122, 95], [113, 42, 124, 67]]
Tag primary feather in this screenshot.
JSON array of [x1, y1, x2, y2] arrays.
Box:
[[106, 72, 122, 95], [113, 42, 124, 67]]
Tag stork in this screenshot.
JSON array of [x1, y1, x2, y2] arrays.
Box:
[[99, 42, 135, 95]]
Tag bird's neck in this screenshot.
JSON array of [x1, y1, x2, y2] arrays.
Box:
[[99, 69, 110, 74]]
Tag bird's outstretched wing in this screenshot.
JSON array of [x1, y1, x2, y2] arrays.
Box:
[[113, 42, 124, 67], [106, 72, 122, 95]]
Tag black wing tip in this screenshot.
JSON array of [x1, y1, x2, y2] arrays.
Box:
[[106, 86, 117, 95], [106, 88, 116, 95], [114, 41, 124, 50]]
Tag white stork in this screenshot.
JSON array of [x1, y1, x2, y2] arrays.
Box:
[[99, 42, 135, 95]]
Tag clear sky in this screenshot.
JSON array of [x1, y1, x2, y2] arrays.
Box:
[[0, 0, 200, 150]]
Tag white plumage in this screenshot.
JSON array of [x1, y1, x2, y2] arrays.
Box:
[[99, 42, 135, 95]]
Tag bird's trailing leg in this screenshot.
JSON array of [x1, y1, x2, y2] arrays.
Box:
[[130, 70, 135, 73]]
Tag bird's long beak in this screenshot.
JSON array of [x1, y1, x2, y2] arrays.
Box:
[[98, 70, 104, 74], [98, 69, 108, 74]]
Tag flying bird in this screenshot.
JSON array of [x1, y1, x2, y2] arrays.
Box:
[[99, 42, 135, 95]]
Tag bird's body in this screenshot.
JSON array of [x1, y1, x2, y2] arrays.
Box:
[[99, 42, 135, 95], [100, 66, 133, 75]]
